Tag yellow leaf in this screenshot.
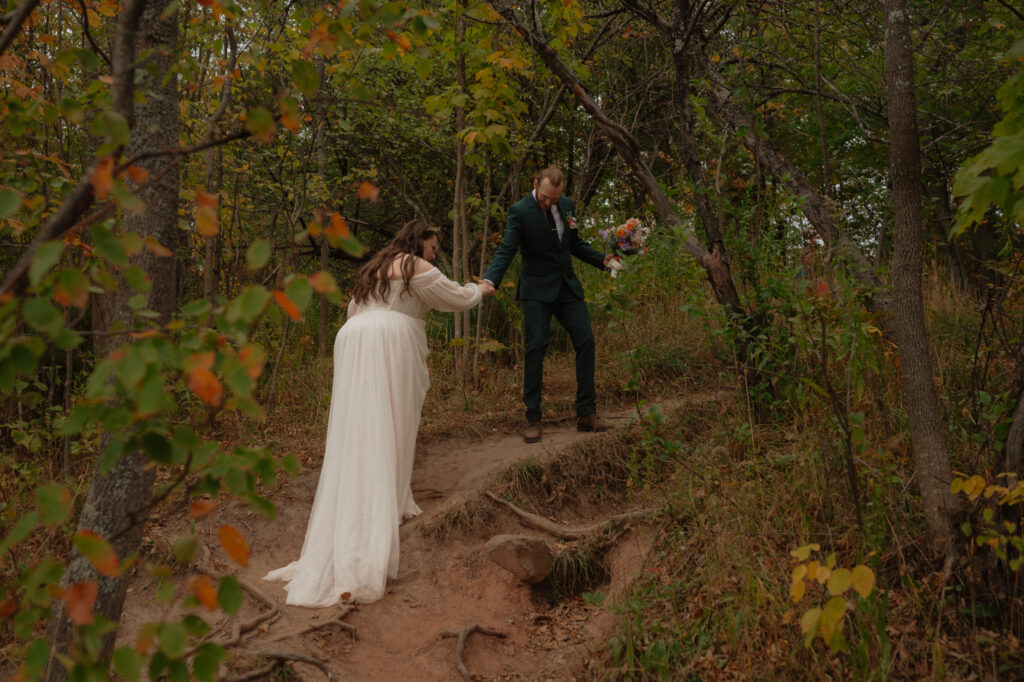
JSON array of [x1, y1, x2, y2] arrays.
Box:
[[799, 607, 821, 641], [790, 576, 806, 603], [791, 543, 820, 561], [963, 475, 987, 501], [819, 597, 846, 644], [827, 568, 852, 596], [851, 565, 875, 598]]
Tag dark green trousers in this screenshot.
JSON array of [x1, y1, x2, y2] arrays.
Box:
[[521, 289, 596, 422]]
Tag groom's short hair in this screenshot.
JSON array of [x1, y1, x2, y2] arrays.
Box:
[[535, 166, 564, 187]]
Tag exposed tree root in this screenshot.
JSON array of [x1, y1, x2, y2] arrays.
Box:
[[229, 649, 337, 681], [264, 604, 357, 643], [439, 624, 507, 682], [484, 491, 653, 540]]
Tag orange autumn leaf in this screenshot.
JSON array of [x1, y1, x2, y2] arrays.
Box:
[[184, 351, 215, 372], [65, 581, 98, 625], [90, 156, 115, 200], [135, 623, 157, 654], [53, 281, 88, 309], [238, 345, 266, 380], [357, 182, 380, 202], [309, 270, 338, 294], [196, 188, 218, 209], [188, 367, 223, 407], [325, 212, 350, 239], [0, 599, 17, 620], [196, 188, 219, 236], [815, 280, 830, 297], [218, 525, 250, 567], [187, 575, 219, 610], [395, 34, 411, 51], [144, 236, 172, 257], [189, 499, 219, 519], [273, 290, 301, 321], [73, 529, 121, 577], [126, 165, 149, 183]]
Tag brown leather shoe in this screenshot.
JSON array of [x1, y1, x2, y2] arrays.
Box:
[[523, 421, 542, 443], [577, 413, 612, 433]]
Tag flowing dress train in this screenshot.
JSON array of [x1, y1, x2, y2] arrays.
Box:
[[263, 267, 482, 606]]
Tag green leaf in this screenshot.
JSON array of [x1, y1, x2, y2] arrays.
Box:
[[29, 241, 63, 286], [91, 109, 131, 145], [0, 512, 40, 556], [416, 57, 432, 79], [23, 297, 63, 335], [90, 224, 127, 265], [142, 432, 173, 464], [75, 48, 102, 71], [192, 643, 226, 682], [159, 621, 188, 658], [245, 239, 272, 270], [291, 60, 320, 99], [183, 614, 212, 637], [181, 298, 212, 318], [227, 285, 269, 323], [0, 188, 22, 219], [217, 576, 243, 614], [244, 107, 276, 143], [284, 276, 313, 312], [113, 646, 144, 682], [172, 534, 197, 563], [98, 435, 126, 475], [35, 483, 73, 526]]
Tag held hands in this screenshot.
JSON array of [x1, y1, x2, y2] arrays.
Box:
[[603, 254, 621, 268], [478, 280, 496, 297]]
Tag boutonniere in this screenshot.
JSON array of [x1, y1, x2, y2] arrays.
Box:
[[569, 216, 578, 230]]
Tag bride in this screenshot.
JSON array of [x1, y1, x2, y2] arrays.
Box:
[[264, 219, 494, 606]]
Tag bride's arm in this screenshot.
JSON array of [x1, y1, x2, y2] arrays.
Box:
[[412, 268, 483, 312]]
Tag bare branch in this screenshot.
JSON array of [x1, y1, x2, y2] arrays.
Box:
[[77, 0, 112, 67], [0, 0, 41, 56]]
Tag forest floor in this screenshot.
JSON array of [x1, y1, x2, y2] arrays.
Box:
[[115, 382, 708, 680]]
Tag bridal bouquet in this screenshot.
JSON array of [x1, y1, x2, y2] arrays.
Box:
[[599, 217, 650, 277], [600, 217, 650, 256]]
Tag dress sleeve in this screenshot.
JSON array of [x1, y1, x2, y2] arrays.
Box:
[[413, 267, 483, 312]]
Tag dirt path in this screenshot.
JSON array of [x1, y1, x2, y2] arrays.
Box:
[[120, 406, 660, 680]]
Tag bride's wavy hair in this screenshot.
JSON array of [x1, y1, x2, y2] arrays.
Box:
[[351, 219, 441, 304]]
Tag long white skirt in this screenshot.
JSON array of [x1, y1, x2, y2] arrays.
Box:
[[263, 309, 429, 606]]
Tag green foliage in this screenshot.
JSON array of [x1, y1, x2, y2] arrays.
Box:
[[953, 35, 1024, 233]]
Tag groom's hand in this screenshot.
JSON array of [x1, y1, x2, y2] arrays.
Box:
[[603, 254, 621, 267]]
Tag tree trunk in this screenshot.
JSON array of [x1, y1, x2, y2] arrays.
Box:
[[883, 0, 958, 548], [46, 0, 180, 674], [924, 173, 968, 296], [452, 2, 468, 384]]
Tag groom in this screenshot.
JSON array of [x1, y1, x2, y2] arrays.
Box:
[[483, 166, 619, 443]]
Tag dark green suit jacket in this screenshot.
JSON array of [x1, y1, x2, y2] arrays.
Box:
[[484, 193, 606, 302]]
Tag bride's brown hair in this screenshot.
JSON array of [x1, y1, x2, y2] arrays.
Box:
[[350, 220, 441, 304]]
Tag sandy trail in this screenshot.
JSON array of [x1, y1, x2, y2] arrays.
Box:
[[121, 408, 655, 680]]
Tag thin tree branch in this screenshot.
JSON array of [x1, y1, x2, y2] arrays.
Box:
[[77, 0, 111, 67], [0, 0, 41, 56]]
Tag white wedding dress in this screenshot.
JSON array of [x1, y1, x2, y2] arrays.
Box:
[[263, 267, 482, 606]]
